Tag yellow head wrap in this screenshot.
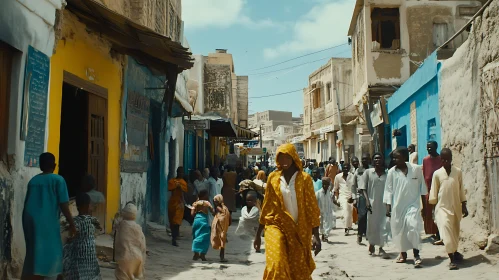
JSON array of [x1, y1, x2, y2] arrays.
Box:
[[275, 143, 303, 172]]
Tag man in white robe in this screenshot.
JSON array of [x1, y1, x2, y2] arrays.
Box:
[[333, 163, 355, 235], [316, 177, 336, 242], [361, 153, 389, 258], [384, 148, 427, 268], [429, 148, 468, 270]]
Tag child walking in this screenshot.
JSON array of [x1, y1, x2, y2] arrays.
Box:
[[62, 193, 101, 280], [235, 191, 261, 244], [114, 203, 147, 279], [191, 187, 215, 261], [316, 177, 337, 242], [211, 194, 231, 262]]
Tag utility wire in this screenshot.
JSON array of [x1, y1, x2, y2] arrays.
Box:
[[247, 43, 348, 71], [248, 56, 331, 76], [249, 80, 353, 99], [249, 89, 303, 99]]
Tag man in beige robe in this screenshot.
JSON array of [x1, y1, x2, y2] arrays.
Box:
[[429, 148, 468, 270]]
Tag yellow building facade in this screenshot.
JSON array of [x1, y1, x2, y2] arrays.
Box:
[[48, 11, 122, 233]]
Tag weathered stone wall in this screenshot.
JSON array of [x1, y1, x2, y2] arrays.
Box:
[[237, 76, 249, 127], [204, 64, 232, 118], [99, 0, 181, 41], [439, 0, 499, 249]]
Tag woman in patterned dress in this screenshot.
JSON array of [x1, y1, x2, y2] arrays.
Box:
[[62, 193, 101, 280], [253, 143, 321, 280]]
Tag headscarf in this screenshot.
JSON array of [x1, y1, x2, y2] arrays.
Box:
[[122, 203, 138, 220], [214, 194, 224, 206], [275, 143, 303, 172], [256, 170, 266, 181]]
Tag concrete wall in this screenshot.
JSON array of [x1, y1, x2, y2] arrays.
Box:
[[189, 55, 205, 115], [237, 76, 249, 127], [0, 0, 65, 276], [438, 0, 499, 248]]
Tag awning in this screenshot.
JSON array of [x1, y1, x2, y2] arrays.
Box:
[[188, 115, 237, 137], [236, 125, 258, 140], [66, 0, 193, 71]]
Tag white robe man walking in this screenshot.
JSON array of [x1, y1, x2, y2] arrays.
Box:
[[384, 147, 427, 268]]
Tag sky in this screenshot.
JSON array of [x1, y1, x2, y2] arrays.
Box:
[[182, 0, 355, 117]]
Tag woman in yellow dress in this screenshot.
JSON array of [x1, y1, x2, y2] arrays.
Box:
[[253, 143, 321, 280]]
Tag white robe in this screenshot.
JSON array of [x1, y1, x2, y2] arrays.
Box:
[[361, 168, 389, 247], [235, 206, 260, 238], [316, 189, 336, 235], [429, 166, 466, 254], [334, 173, 355, 229], [383, 163, 427, 252]]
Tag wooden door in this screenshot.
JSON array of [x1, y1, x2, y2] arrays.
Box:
[[87, 93, 107, 233]]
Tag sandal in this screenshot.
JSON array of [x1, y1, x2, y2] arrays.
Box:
[[449, 262, 458, 270], [433, 240, 444, 246], [414, 257, 422, 268], [368, 245, 375, 256], [396, 257, 406, 263]]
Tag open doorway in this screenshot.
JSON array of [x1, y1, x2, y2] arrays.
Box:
[[59, 82, 88, 198], [59, 80, 107, 231]]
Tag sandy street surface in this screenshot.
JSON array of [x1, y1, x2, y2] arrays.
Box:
[[101, 213, 499, 280]]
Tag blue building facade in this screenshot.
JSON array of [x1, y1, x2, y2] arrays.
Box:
[[387, 52, 442, 164]]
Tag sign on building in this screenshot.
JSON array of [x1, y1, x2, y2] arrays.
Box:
[[184, 119, 210, 130], [21, 46, 50, 167]]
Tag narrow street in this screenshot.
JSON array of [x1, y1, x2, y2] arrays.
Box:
[[100, 212, 499, 280]]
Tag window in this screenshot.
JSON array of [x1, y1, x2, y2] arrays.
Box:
[[433, 23, 449, 48], [371, 8, 400, 50], [428, 118, 437, 142], [327, 83, 332, 102], [313, 88, 321, 109], [0, 42, 13, 158]]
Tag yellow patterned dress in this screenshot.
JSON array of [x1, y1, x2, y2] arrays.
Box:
[[259, 143, 321, 280]]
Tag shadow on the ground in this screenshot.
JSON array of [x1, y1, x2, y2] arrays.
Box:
[[458, 254, 492, 269], [134, 215, 256, 279], [419, 256, 446, 268]]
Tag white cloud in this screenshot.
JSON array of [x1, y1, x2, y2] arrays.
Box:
[[182, 0, 280, 29], [263, 0, 355, 59]]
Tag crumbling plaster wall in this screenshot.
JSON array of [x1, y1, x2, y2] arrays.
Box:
[[0, 0, 65, 276], [439, 0, 499, 249], [352, 8, 367, 105]]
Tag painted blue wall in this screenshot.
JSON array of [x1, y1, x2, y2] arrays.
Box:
[[387, 52, 442, 164], [123, 57, 169, 224]]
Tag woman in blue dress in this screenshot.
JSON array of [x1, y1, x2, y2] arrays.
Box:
[[191, 187, 215, 261], [22, 153, 77, 279]]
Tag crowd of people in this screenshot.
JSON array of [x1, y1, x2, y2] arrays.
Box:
[[252, 141, 469, 279], [20, 139, 469, 279]]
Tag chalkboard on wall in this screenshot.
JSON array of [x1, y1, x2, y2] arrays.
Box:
[[21, 46, 50, 167]]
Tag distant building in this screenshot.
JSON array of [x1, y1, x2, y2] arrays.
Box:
[[348, 0, 482, 152], [301, 58, 369, 162]]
